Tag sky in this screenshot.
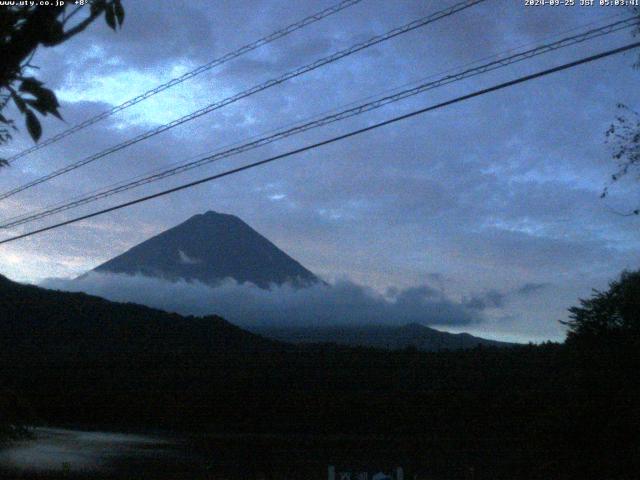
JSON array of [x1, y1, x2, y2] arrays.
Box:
[[1, 0, 640, 342]]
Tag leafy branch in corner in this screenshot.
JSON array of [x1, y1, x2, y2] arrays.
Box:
[[0, 0, 125, 164], [601, 7, 640, 215], [602, 104, 640, 215]]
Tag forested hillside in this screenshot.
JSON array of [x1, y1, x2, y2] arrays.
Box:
[[1, 274, 639, 479]]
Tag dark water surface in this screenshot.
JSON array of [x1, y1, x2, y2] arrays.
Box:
[[0, 427, 208, 478], [0, 427, 419, 479]]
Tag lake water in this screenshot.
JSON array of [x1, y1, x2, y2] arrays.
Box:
[[0, 427, 411, 479], [0, 426, 207, 478]]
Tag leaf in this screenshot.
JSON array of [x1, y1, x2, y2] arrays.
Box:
[[49, 108, 64, 120], [36, 87, 62, 119], [114, 0, 125, 26], [105, 4, 116, 30], [26, 99, 61, 121], [25, 99, 46, 115], [49, 107, 63, 120], [25, 109, 42, 142], [91, 0, 107, 16], [11, 93, 26, 113], [41, 20, 64, 46], [19, 77, 44, 94], [18, 79, 62, 120]]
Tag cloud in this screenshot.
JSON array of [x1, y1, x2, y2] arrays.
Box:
[[464, 290, 505, 311], [515, 282, 551, 296], [463, 283, 553, 310], [41, 272, 484, 328]]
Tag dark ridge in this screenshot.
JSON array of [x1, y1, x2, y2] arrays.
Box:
[[0, 273, 283, 358], [250, 322, 517, 351]]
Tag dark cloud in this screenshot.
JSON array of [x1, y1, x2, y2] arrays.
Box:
[[516, 282, 551, 296], [42, 273, 483, 328], [464, 290, 505, 311]]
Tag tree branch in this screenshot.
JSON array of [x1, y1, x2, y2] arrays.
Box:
[[57, 7, 105, 44], [62, 5, 83, 26]]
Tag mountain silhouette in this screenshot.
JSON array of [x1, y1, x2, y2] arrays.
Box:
[[92, 210, 318, 289], [251, 322, 516, 351], [0, 273, 281, 358]]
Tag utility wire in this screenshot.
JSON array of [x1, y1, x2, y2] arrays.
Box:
[[5, 8, 626, 228], [1, 7, 632, 229], [4, 0, 365, 164], [0, 0, 485, 201], [2, 40, 638, 245], [2, 16, 636, 230], [1, 13, 632, 228], [2, 15, 634, 227]]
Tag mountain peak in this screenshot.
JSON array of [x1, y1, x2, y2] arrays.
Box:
[[195, 210, 234, 220], [92, 211, 318, 289]]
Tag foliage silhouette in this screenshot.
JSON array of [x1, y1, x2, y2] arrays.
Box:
[[601, 7, 640, 211], [0, 1, 125, 165], [562, 269, 640, 344]]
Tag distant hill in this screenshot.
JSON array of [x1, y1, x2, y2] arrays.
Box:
[[92, 210, 318, 289], [0, 274, 281, 358], [251, 323, 516, 351]]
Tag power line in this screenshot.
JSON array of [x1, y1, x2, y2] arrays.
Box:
[[3, 9, 627, 228], [1, 15, 633, 230], [0, 0, 485, 201], [2, 40, 638, 246], [2, 16, 636, 230], [4, 0, 365, 164]]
